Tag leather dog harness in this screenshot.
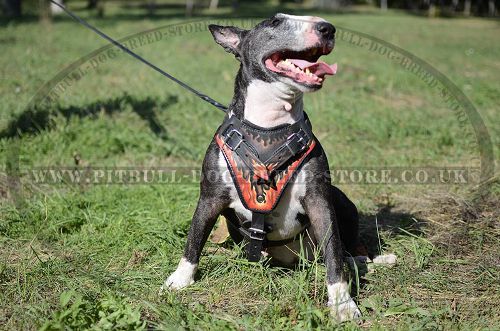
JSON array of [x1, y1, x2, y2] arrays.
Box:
[[216, 112, 316, 261]]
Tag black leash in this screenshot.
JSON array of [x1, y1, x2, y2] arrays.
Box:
[[48, 0, 228, 113]]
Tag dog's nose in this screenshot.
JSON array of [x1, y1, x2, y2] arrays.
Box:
[[315, 22, 336, 39]]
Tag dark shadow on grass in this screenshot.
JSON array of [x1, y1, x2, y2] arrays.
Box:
[[0, 93, 177, 140], [345, 204, 426, 297], [0, 14, 39, 26], [203, 201, 425, 266], [358, 203, 425, 259]]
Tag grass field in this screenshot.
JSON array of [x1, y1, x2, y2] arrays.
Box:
[[1, 2, 499, 330]]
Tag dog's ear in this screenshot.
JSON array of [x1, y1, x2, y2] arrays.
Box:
[[208, 25, 248, 58]]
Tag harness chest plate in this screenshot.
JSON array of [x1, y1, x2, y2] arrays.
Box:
[[215, 113, 316, 213]]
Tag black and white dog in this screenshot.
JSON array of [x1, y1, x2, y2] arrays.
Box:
[[162, 14, 362, 322]]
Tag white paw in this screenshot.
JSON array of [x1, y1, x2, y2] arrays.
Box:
[[328, 298, 362, 323], [159, 258, 197, 294], [327, 282, 362, 322], [372, 253, 397, 265], [161, 271, 194, 291]]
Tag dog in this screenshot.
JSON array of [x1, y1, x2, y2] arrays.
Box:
[[162, 13, 362, 322]]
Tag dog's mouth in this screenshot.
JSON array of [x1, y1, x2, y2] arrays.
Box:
[[264, 46, 337, 86]]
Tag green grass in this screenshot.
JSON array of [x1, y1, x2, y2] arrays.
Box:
[[1, 2, 499, 330]]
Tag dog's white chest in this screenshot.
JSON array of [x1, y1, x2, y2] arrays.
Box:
[[218, 151, 307, 241]]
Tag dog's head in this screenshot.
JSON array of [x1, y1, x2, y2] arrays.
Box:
[[209, 14, 336, 93]]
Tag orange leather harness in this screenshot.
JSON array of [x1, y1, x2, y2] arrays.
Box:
[[216, 113, 316, 261]]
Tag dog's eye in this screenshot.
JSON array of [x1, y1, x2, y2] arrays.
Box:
[[270, 17, 282, 27]]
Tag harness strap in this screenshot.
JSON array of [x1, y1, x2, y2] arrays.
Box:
[[219, 114, 313, 181], [263, 128, 310, 172], [245, 213, 266, 262], [226, 213, 310, 257], [223, 129, 269, 180]]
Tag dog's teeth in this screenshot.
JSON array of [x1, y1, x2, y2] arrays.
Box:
[[305, 68, 314, 77], [278, 59, 290, 68]]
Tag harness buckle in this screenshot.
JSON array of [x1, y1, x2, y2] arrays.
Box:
[[285, 129, 308, 155], [224, 129, 244, 151], [248, 227, 266, 241]]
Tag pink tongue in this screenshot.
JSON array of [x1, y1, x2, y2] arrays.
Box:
[[289, 59, 337, 75]]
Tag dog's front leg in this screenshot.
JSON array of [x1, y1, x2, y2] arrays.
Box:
[[162, 193, 227, 290], [304, 191, 361, 322]]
